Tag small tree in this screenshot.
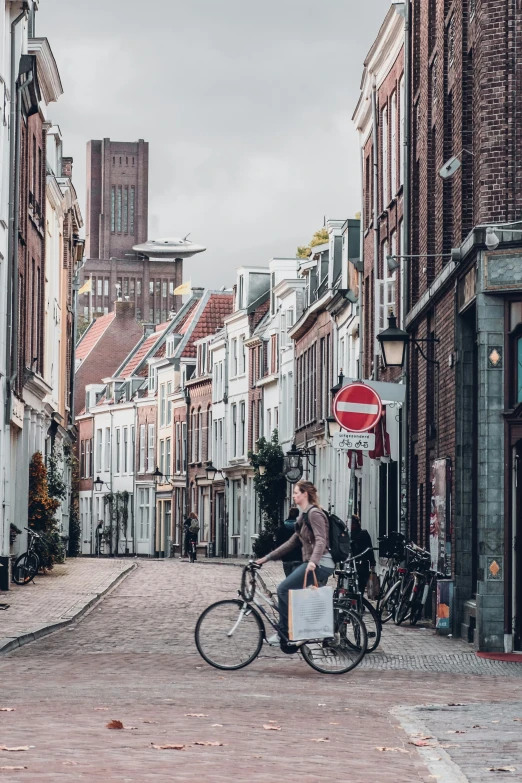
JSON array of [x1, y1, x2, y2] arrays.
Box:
[[28, 452, 64, 569], [248, 431, 287, 557], [295, 226, 329, 260], [68, 451, 81, 557]]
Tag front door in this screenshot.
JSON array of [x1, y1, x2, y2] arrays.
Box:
[[514, 440, 522, 650]]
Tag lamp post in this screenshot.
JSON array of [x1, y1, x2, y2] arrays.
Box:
[[93, 476, 111, 492], [201, 462, 226, 557]]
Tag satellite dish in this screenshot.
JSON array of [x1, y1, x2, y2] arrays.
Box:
[[439, 155, 462, 179]]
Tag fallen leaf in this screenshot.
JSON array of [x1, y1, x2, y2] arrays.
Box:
[[184, 714, 208, 718], [317, 703, 326, 707], [487, 767, 516, 773], [0, 767, 27, 771], [409, 740, 435, 747], [195, 666, 203, 670], [311, 738, 330, 743], [151, 744, 185, 750], [62, 761, 79, 766], [329, 722, 340, 725], [211, 724, 223, 727], [252, 755, 262, 759], [268, 720, 277, 723], [217, 677, 225, 680], [94, 707, 109, 711], [194, 741, 226, 747], [263, 725, 281, 731], [0, 708, 15, 712], [0, 747, 30, 753], [106, 720, 124, 730], [491, 720, 500, 724], [376, 747, 409, 753]]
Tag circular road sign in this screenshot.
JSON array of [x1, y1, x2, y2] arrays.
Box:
[[333, 382, 383, 433]]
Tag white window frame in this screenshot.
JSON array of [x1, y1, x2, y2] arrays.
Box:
[[139, 424, 146, 473], [382, 104, 389, 207], [391, 91, 397, 197], [147, 423, 155, 472]]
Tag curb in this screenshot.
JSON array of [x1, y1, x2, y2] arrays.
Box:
[[0, 562, 137, 657]]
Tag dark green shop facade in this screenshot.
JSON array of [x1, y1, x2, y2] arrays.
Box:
[[407, 226, 522, 652]]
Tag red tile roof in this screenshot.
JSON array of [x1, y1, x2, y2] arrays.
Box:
[[120, 331, 164, 378], [76, 312, 116, 362], [183, 293, 234, 358]]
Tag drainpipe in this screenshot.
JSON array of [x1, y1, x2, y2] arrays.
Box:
[[371, 78, 380, 381], [359, 148, 365, 380], [400, 1, 412, 537], [5, 8, 28, 423]]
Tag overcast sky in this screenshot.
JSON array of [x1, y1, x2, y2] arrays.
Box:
[[38, 0, 390, 289]]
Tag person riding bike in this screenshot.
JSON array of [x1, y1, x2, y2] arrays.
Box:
[[256, 480, 335, 654], [183, 512, 200, 560]]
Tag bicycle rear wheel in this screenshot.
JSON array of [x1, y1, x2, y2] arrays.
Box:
[[361, 597, 382, 652], [300, 607, 368, 675], [195, 599, 264, 670], [395, 581, 413, 625], [12, 552, 39, 585], [379, 580, 400, 623]]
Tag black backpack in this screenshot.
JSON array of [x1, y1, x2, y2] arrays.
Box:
[[303, 508, 351, 564]]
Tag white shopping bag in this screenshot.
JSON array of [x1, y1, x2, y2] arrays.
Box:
[[288, 572, 334, 642]]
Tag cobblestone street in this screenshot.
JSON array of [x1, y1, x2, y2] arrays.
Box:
[[0, 560, 521, 782]]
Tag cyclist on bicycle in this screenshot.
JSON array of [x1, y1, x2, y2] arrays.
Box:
[[183, 512, 199, 559], [256, 480, 334, 654]]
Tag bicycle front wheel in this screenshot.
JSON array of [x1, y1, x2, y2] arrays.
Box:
[[195, 599, 264, 670], [395, 581, 413, 625], [12, 552, 39, 585], [379, 580, 400, 623], [300, 607, 368, 675]]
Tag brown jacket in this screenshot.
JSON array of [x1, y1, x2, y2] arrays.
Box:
[[267, 506, 329, 567]]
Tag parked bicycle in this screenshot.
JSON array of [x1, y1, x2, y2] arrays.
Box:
[[333, 547, 382, 652], [12, 528, 41, 585], [394, 545, 443, 626], [195, 561, 368, 674], [375, 532, 406, 623]]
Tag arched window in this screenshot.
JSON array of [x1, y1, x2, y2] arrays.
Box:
[[197, 407, 202, 462], [191, 408, 196, 463]]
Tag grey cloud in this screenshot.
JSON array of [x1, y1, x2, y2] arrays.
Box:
[[39, 0, 391, 285]]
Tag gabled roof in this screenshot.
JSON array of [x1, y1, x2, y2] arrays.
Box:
[[120, 330, 165, 379], [181, 292, 235, 358], [76, 312, 116, 362]]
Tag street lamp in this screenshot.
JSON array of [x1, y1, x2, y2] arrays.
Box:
[[152, 467, 163, 486], [94, 476, 111, 492], [258, 464, 266, 476], [377, 313, 409, 368]]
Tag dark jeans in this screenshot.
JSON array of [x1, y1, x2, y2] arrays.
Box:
[[277, 561, 334, 640], [356, 563, 370, 595], [184, 534, 197, 558], [283, 561, 302, 578]]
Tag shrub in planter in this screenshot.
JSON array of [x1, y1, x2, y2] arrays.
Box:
[[10, 523, 22, 547], [34, 526, 66, 570], [28, 452, 61, 570]]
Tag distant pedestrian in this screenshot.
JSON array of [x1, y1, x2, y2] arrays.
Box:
[[350, 515, 376, 594], [274, 508, 302, 577], [183, 512, 200, 559]]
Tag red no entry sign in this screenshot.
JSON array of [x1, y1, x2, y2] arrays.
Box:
[[333, 382, 383, 433]]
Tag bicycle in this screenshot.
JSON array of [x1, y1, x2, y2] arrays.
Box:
[[393, 543, 432, 625], [376, 532, 405, 623], [195, 561, 368, 675], [12, 528, 41, 585], [188, 538, 197, 563], [333, 548, 382, 652]]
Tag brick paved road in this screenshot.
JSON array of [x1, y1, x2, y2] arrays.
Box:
[[0, 560, 521, 782]]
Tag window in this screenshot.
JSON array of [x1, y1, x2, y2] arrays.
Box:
[[147, 424, 155, 472], [232, 404, 237, 457], [159, 439, 165, 476], [207, 407, 212, 461], [270, 333, 278, 374], [123, 187, 128, 233], [115, 428, 121, 473], [123, 427, 128, 473], [111, 187, 115, 232], [149, 365, 158, 393], [175, 422, 181, 473], [105, 427, 111, 471], [139, 424, 146, 473], [287, 308, 294, 328], [240, 401, 245, 456], [166, 438, 171, 476], [138, 488, 150, 540], [232, 338, 238, 377], [97, 278, 102, 296], [131, 426, 135, 472], [240, 336, 246, 374], [97, 429, 103, 473], [274, 406, 278, 430], [390, 91, 397, 196], [197, 408, 203, 462], [182, 421, 187, 472], [238, 275, 244, 309], [87, 438, 92, 478], [167, 394, 172, 426], [399, 75, 405, 187], [191, 408, 197, 462], [80, 440, 86, 478], [382, 105, 389, 207], [160, 384, 166, 426], [137, 279, 142, 296], [117, 186, 122, 232], [387, 232, 397, 319], [267, 408, 272, 438]]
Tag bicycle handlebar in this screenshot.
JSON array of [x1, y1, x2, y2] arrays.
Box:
[[24, 527, 40, 538]]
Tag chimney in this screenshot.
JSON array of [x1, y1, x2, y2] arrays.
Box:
[[142, 323, 156, 338], [114, 299, 136, 320], [62, 156, 73, 178]]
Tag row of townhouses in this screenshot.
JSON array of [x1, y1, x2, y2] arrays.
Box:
[[74, 222, 363, 561], [0, 1, 84, 587]]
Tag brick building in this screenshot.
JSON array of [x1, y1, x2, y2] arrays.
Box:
[[80, 138, 183, 324]]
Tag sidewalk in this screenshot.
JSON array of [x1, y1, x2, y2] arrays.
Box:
[[0, 557, 135, 655]]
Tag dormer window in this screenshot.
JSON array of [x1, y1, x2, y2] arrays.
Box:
[[166, 336, 175, 358], [238, 275, 244, 309]]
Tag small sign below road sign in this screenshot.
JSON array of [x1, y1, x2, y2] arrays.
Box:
[[333, 382, 383, 433], [333, 431, 375, 452]]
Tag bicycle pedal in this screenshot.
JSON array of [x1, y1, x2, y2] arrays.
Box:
[[367, 631, 376, 638]]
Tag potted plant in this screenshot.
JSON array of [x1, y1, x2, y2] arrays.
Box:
[[10, 523, 22, 548]]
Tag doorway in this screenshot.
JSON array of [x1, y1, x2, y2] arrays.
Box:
[[513, 439, 522, 650]]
